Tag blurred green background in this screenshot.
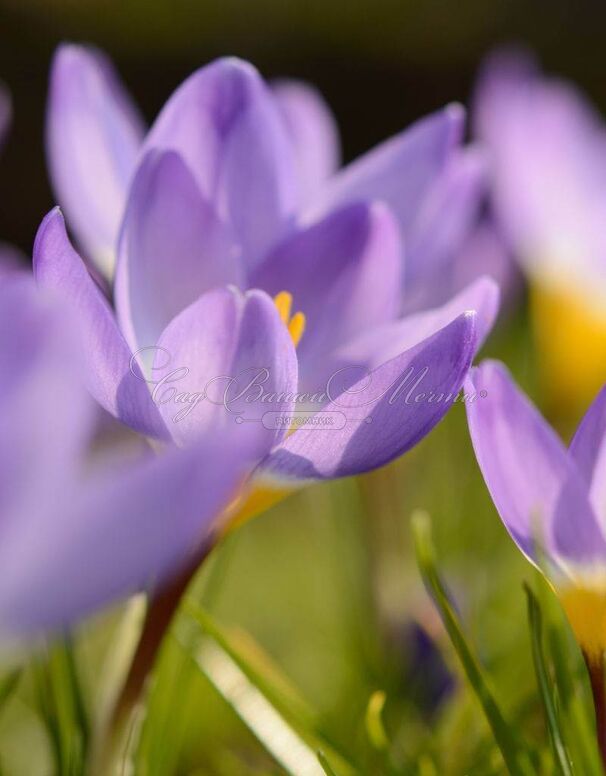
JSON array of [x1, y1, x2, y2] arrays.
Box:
[[0, 1, 603, 773]]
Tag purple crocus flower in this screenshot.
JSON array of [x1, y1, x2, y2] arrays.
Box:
[[35, 208, 489, 523], [466, 360, 606, 665], [474, 50, 606, 409], [0, 274, 256, 644], [38, 46, 500, 516]]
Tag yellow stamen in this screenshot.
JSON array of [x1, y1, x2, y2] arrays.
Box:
[[288, 312, 306, 347], [273, 291, 293, 326], [273, 291, 306, 348], [559, 585, 606, 662]]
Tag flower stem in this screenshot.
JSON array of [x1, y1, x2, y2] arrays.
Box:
[[583, 651, 606, 770], [108, 534, 217, 745]]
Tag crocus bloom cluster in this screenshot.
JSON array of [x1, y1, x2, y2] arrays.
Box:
[[0, 275, 257, 645], [466, 361, 606, 664], [38, 45, 500, 517], [475, 51, 606, 411]]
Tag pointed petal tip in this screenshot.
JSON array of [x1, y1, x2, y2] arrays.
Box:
[[242, 286, 273, 305], [444, 101, 466, 142], [216, 55, 259, 74], [177, 55, 264, 96], [459, 311, 478, 374], [460, 307, 478, 344], [450, 276, 500, 352], [445, 101, 465, 122], [33, 207, 66, 271], [51, 42, 102, 77], [464, 358, 507, 398]]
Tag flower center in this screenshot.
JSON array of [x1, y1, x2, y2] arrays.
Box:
[[273, 291, 305, 347], [559, 585, 606, 662]]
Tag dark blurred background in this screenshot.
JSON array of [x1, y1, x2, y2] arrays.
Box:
[[0, 0, 603, 255]]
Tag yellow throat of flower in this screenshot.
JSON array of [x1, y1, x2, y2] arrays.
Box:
[[531, 282, 606, 415], [559, 585, 606, 663]]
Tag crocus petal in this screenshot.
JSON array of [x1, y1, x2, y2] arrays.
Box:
[[403, 147, 486, 306], [0, 84, 11, 149], [251, 201, 402, 391], [466, 361, 606, 573], [259, 312, 477, 482], [0, 275, 93, 525], [46, 44, 145, 278], [570, 385, 606, 520], [0, 430, 252, 640], [115, 150, 242, 353], [153, 287, 298, 453], [272, 79, 340, 205], [334, 277, 499, 376], [33, 208, 168, 439], [142, 57, 297, 269], [305, 106, 463, 250]]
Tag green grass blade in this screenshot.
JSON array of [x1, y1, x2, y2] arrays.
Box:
[[183, 601, 339, 744], [318, 750, 339, 775], [524, 584, 574, 776], [33, 636, 89, 776], [180, 601, 356, 775], [61, 635, 90, 757], [412, 512, 533, 776]]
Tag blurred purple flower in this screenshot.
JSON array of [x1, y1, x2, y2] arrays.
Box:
[[474, 51, 606, 407], [466, 361, 606, 663], [0, 275, 255, 644]]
